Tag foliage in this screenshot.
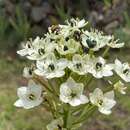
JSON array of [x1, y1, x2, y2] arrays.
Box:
[[9, 6, 31, 41], [114, 12, 130, 47]]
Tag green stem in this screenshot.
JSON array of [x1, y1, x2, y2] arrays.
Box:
[[45, 97, 57, 118], [77, 75, 83, 82], [102, 46, 110, 57], [48, 79, 59, 97], [84, 75, 93, 89], [73, 105, 96, 125], [64, 105, 71, 129]]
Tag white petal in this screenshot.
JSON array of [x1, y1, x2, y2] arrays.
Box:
[[34, 69, 45, 76], [79, 95, 89, 104], [98, 57, 106, 65], [102, 98, 116, 109], [78, 19, 86, 28], [103, 70, 113, 77], [69, 98, 82, 106], [90, 88, 103, 105], [45, 71, 65, 79], [60, 83, 72, 96], [57, 59, 68, 70], [60, 95, 70, 103], [14, 99, 23, 107], [115, 59, 122, 69], [28, 85, 42, 98], [93, 71, 103, 79], [17, 87, 27, 99], [104, 91, 115, 99], [98, 107, 112, 115], [22, 98, 43, 109]]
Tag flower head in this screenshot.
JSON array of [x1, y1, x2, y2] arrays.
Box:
[[90, 88, 116, 115], [114, 80, 127, 95], [66, 18, 88, 29], [88, 57, 113, 78], [23, 66, 35, 78], [114, 59, 130, 82], [57, 18, 87, 39], [56, 38, 80, 55], [68, 54, 88, 75], [34, 53, 68, 79], [107, 35, 125, 48], [60, 77, 89, 106], [81, 30, 110, 51], [17, 37, 55, 60], [14, 80, 43, 109]]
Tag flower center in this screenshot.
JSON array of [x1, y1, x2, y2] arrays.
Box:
[[38, 48, 45, 55], [96, 62, 102, 70], [70, 93, 77, 98], [63, 45, 68, 51], [75, 63, 82, 69], [73, 31, 81, 41], [57, 124, 62, 130], [28, 68, 33, 75], [123, 69, 129, 75], [65, 37, 69, 41], [48, 64, 55, 71], [98, 100, 103, 106], [27, 43, 32, 48], [86, 39, 97, 48], [28, 94, 36, 101]]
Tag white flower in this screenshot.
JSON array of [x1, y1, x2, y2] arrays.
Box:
[[81, 30, 110, 51], [17, 36, 55, 60], [88, 57, 113, 78], [67, 18, 88, 29], [114, 59, 130, 82], [58, 18, 87, 38], [47, 117, 66, 130], [68, 54, 88, 75], [114, 80, 127, 95], [23, 66, 34, 78], [60, 18, 87, 30], [17, 40, 34, 57], [107, 35, 125, 48], [34, 53, 68, 79], [14, 80, 43, 109], [60, 77, 89, 106], [56, 38, 80, 55], [90, 88, 116, 115]]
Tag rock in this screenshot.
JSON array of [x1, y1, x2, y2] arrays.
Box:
[[31, 6, 46, 23], [23, 1, 32, 14], [89, 11, 104, 27], [41, 2, 52, 14]]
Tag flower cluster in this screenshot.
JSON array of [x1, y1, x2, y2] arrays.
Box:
[[15, 18, 129, 130]]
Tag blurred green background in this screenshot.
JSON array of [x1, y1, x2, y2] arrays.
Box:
[[0, 0, 130, 130]]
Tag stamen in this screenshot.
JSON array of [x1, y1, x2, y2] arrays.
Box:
[[63, 45, 68, 51], [123, 69, 129, 75], [48, 64, 55, 71], [38, 48, 45, 55], [28, 94, 36, 100], [96, 62, 102, 70], [76, 63, 82, 69]]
